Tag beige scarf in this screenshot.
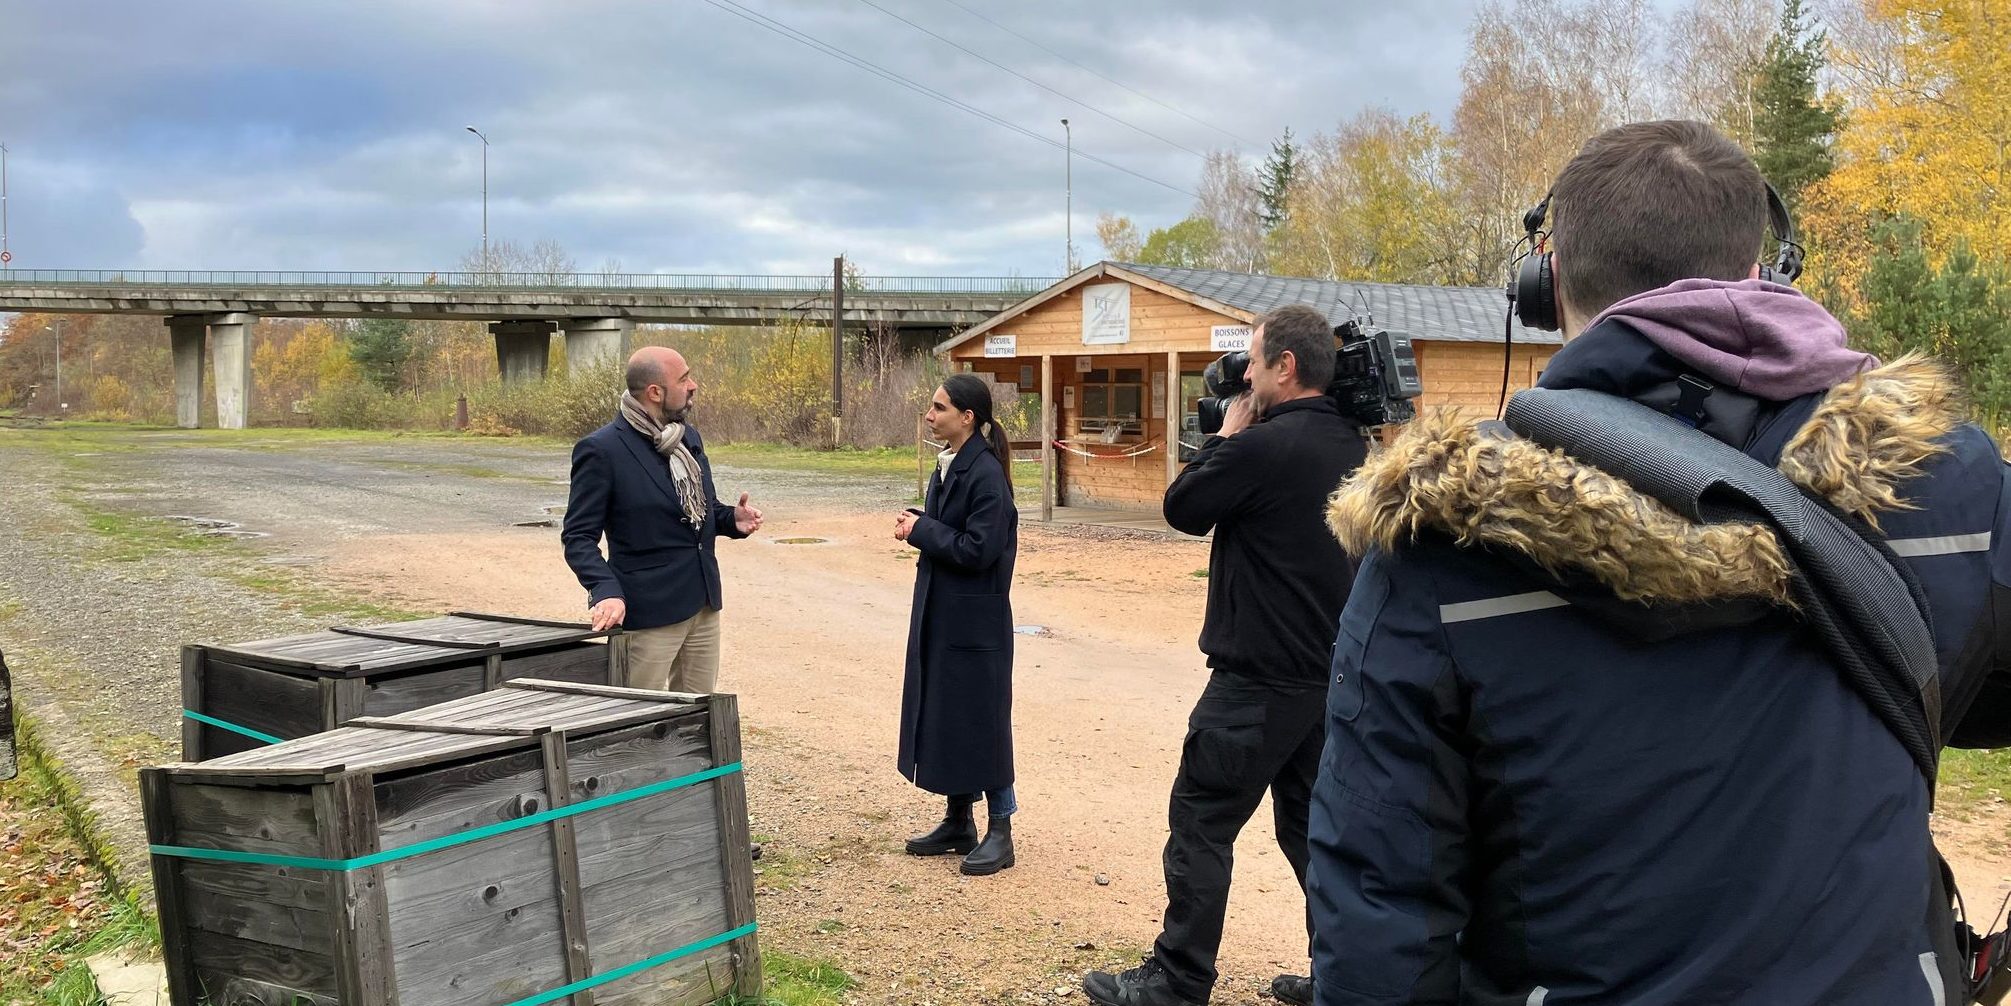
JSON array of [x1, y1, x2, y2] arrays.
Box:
[[619, 391, 710, 528]]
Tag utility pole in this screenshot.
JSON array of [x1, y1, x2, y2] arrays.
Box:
[[465, 126, 489, 270], [2, 141, 11, 272], [1061, 119, 1073, 272], [832, 255, 845, 447]]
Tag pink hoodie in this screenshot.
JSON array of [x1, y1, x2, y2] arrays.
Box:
[[1587, 278, 1878, 401]]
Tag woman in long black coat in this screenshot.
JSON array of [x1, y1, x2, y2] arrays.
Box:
[[893, 373, 1020, 876]]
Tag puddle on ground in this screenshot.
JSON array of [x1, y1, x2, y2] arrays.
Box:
[[159, 515, 270, 540], [774, 537, 829, 545], [1014, 624, 1052, 637]]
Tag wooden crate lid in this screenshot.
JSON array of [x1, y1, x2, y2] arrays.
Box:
[[197, 612, 615, 678], [341, 611, 615, 652], [165, 680, 706, 781]]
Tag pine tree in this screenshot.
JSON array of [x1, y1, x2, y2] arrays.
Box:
[[348, 318, 414, 392], [1258, 128, 1298, 233], [1751, 0, 1843, 210]]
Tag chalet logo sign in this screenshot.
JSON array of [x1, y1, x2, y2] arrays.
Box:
[[984, 334, 1017, 358], [1210, 325, 1252, 352], [1082, 283, 1131, 345]]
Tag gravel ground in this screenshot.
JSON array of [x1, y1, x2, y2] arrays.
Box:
[[0, 426, 908, 897]]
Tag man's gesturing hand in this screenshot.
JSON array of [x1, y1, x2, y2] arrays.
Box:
[[590, 597, 627, 632], [734, 492, 764, 535]]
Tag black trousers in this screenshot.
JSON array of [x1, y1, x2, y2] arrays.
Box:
[[1153, 670, 1326, 1000]]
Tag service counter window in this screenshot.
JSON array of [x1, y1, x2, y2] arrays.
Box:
[[1078, 366, 1146, 440]]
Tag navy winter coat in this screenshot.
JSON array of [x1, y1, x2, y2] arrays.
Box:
[[1309, 326, 2010, 1005], [561, 417, 748, 630], [899, 434, 1018, 796]]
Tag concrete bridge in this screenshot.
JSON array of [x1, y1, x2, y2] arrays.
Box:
[[0, 269, 1049, 429]]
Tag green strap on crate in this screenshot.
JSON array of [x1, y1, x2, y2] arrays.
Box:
[[503, 921, 760, 1006], [181, 709, 284, 746], [149, 761, 744, 871]]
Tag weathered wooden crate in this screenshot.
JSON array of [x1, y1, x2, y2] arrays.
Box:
[[142, 679, 759, 1006], [182, 612, 631, 761]]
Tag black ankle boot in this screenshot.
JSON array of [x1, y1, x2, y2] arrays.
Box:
[[960, 814, 1015, 876], [905, 796, 978, 856]]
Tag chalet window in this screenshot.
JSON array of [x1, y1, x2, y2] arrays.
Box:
[[1078, 366, 1146, 438]]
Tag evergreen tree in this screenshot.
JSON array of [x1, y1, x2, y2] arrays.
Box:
[[1855, 217, 2011, 427], [348, 318, 414, 392], [1258, 128, 1298, 233], [1751, 0, 1843, 209]]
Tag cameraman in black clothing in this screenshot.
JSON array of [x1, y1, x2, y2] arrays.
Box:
[[1084, 304, 1368, 1006]]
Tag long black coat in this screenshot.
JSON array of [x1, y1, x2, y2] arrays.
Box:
[[899, 434, 1018, 796]]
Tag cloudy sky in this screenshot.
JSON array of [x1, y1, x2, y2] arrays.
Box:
[[0, 0, 1485, 278]]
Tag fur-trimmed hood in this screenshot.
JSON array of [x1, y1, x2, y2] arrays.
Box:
[[1327, 355, 1965, 606]]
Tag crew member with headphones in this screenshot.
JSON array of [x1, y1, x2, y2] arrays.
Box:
[[1303, 120, 2011, 1005]]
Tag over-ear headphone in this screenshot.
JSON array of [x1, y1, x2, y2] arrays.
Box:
[[1507, 181, 1805, 332]]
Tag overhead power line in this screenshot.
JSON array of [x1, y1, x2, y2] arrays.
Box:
[[699, 0, 1197, 198], [931, 0, 1257, 149], [852, 0, 1207, 161]]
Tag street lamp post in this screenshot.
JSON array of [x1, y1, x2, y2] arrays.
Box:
[[465, 126, 489, 270], [1060, 119, 1073, 272]]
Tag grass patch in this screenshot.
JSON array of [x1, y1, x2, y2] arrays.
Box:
[[1938, 747, 2011, 818], [75, 502, 240, 564], [1189, 568, 1209, 579], [748, 951, 856, 1006], [0, 716, 161, 1003], [708, 443, 923, 478], [751, 844, 813, 892], [221, 569, 424, 623]]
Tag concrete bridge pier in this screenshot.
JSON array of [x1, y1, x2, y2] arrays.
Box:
[[165, 316, 207, 429], [208, 314, 255, 430], [490, 320, 555, 383], [164, 312, 256, 429], [561, 318, 633, 373]]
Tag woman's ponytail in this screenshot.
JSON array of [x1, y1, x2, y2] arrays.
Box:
[[942, 373, 1014, 489]]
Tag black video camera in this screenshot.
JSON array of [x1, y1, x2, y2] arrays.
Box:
[[1196, 321, 1422, 435]]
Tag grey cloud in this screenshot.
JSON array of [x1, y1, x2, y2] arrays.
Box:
[[0, 0, 1486, 275]]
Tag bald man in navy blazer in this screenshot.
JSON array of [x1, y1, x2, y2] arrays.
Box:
[[562, 345, 762, 693]]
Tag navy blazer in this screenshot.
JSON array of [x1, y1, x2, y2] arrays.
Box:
[[561, 417, 747, 630]]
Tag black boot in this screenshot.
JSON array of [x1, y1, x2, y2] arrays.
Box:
[[960, 814, 1015, 876], [1082, 957, 1202, 1006], [1269, 975, 1313, 1006], [904, 796, 977, 856]]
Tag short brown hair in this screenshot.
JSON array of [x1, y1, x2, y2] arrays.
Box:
[[1550, 119, 1767, 319], [1255, 304, 1335, 391]]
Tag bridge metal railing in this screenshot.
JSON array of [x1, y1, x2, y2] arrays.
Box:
[[0, 269, 1059, 297]]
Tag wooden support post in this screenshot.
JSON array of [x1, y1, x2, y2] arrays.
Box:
[[539, 731, 597, 1006], [320, 772, 398, 1005], [180, 646, 205, 761], [322, 677, 369, 731], [1165, 352, 1180, 490], [831, 256, 845, 448], [481, 652, 504, 690], [140, 770, 202, 1006], [606, 632, 629, 689], [708, 694, 763, 999], [1040, 355, 1054, 522]]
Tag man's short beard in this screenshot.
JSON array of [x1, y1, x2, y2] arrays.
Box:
[[663, 399, 694, 424]]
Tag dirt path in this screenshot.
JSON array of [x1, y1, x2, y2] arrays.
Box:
[[324, 507, 1326, 1004]]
